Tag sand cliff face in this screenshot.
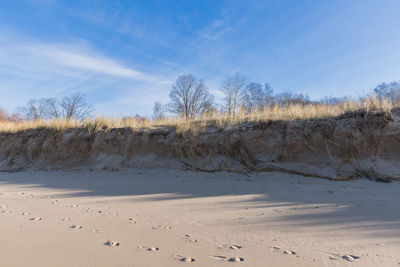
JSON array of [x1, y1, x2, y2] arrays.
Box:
[[1, 108, 400, 179]]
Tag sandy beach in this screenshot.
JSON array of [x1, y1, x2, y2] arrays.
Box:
[[0, 168, 399, 267]]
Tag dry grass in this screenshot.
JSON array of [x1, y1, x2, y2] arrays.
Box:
[[0, 95, 394, 134]]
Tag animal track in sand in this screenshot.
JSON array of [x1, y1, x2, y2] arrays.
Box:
[[70, 225, 83, 230], [30, 217, 42, 221], [173, 255, 195, 263], [104, 240, 120, 247]]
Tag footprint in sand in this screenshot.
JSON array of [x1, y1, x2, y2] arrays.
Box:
[[271, 246, 281, 252], [183, 234, 197, 243], [228, 257, 245, 263], [30, 217, 42, 221], [61, 218, 71, 221], [2, 209, 12, 214], [208, 255, 227, 261], [70, 225, 83, 230], [1, 205, 8, 208], [147, 247, 159, 252], [104, 240, 120, 247], [283, 250, 296, 255], [218, 244, 242, 250], [271, 246, 297, 256], [91, 229, 105, 234], [20, 212, 31, 215], [209, 255, 245, 263], [128, 218, 136, 224], [152, 225, 173, 230], [51, 200, 58, 204], [342, 255, 360, 262], [68, 204, 79, 208], [173, 255, 195, 263]]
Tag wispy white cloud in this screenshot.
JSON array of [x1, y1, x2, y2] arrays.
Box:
[[0, 38, 173, 115], [197, 19, 232, 43], [28, 45, 164, 82]]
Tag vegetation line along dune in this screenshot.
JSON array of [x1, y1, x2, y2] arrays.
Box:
[[1, 78, 400, 182]]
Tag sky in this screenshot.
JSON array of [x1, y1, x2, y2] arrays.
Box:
[[1, 0, 400, 117]]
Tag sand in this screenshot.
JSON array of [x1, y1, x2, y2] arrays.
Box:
[[0, 168, 399, 266]]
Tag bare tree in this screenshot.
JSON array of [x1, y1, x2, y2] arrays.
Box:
[[220, 74, 247, 118], [152, 101, 165, 120], [274, 91, 310, 107], [244, 82, 265, 112], [169, 74, 214, 120], [60, 92, 94, 120], [21, 98, 58, 120], [373, 81, 400, 105], [264, 83, 274, 106]]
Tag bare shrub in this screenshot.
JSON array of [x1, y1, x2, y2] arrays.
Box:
[[21, 93, 93, 121]]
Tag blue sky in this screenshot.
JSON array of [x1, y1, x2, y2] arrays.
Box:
[[1, 0, 400, 116]]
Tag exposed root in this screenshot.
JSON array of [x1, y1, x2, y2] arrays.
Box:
[[181, 160, 251, 175], [246, 162, 358, 181], [354, 168, 400, 183], [181, 160, 220, 173]]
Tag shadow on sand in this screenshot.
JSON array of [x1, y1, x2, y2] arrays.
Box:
[[0, 167, 399, 239]]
